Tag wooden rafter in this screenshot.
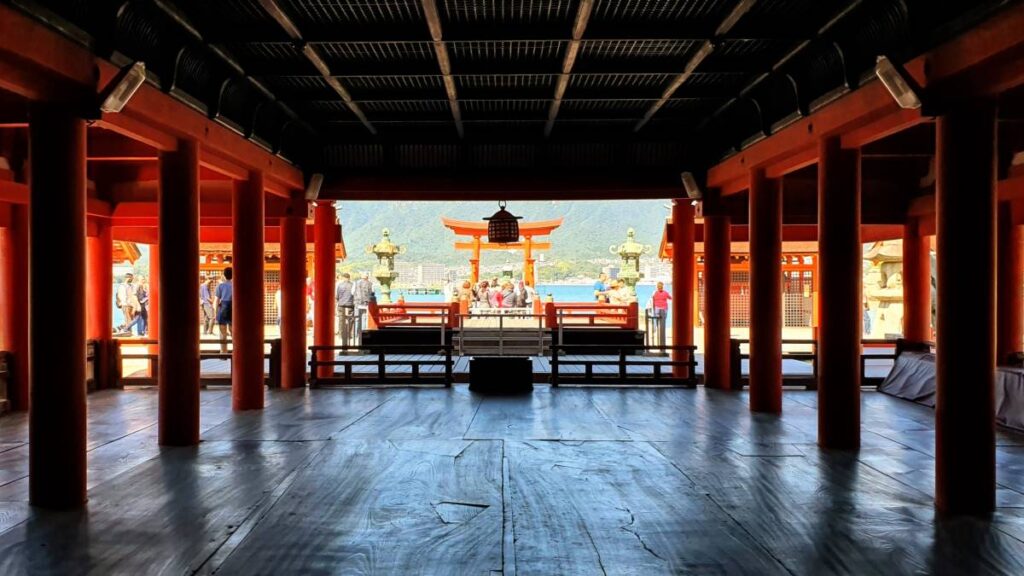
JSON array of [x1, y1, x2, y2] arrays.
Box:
[[257, 0, 376, 135], [633, 0, 759, 133], [544, 0, 594, 137], [421, 0, 463, 138]]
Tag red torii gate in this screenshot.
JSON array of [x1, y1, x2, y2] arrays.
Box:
[[441, 216, 562, 287]]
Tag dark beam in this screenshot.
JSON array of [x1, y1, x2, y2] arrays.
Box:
[[545, 0, 594, 137], [699, 1, 864, 133], [256, 0, 376, 135], [633, 0, 757, 132], [420, 0, 463, 138]]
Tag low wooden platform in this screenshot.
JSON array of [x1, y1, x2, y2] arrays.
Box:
[[1, 387, 1024, 573]]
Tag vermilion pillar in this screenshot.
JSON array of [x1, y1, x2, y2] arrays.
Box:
[[671, 200, 694, 378], [817, 138, 861, 449], [86, 219, 113, 388], [902, 219, 931, 342], [997, 201, 1023, 364], [29, 106, 87, 508], [0, 205, 29, 410], [280, 197, 307, 389], [703, 203, 731, 389], [86, 219, 113, 340], [935, 103, 997, 516], [158, 140, 200, 446], [314, 202, 336, 379], [233, 173, 265, 410], [748, 168, 782, 413]]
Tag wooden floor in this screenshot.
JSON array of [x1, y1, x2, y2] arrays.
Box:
[[1, 387, 1023, 574]]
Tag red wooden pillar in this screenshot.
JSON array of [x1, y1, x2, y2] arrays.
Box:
[[703, 199, 731, 389], [817, 137, 861, 449], [902, 219, 931, 342], [749, 168, 782, 413], [232, 173, 265, 410], [29, 106, 87, 508], [671, 200, 694, 377], [86, 219, 113, 388], [935, 103, 997, 516], [280, 197, 307, 389], [86, 219, 113, 340], [997, 202, 1023, 364], [313, 202, 336, 380], [158, 140, 200, 445], [0, 205, 29, 410]]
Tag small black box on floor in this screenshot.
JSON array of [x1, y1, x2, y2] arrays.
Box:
[[469, 356, 533, 394]]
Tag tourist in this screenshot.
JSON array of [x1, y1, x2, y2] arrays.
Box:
[[863, 301, 872, 336], [651, 281, 671, 335], [135, 276, 149, 336], [336, 272, 355, 347], [593, 272, 609, 301], [500, 281, 515, 309], [352, 273, 372, 338], [200, 277, 217, 334], [457, 280, 473, 303], [115, 273, 138, 334], [476, 281, 490, 308], [488, 281, 502, 308], [522, 281, 536, 308], [608, 280, 629, 305], [215, 267, 233, 353]]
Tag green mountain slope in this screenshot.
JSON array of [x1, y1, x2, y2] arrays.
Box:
[[338, 200, 671, 268]]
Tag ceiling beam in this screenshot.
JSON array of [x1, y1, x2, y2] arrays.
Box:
[[420, 0, 463, 138], [633, 0, 757, 133], [698, 1, 864, 134], [544, 0, 594, 137], [257, 0, 376, 135]]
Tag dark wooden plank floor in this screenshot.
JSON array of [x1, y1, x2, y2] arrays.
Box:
[[2, 386, 1024, 574]]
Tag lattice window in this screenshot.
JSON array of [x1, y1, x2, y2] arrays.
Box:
[[264, 270, 280, 326], [730, 271, 750, 328]]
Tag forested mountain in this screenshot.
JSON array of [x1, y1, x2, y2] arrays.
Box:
[[338, 200, 671, 268]]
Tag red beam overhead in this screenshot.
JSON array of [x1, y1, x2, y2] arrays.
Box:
[[96, 60, 302, 196], [0, 6, 95, 102], [658, 223, 903, 259], [110, 224, 331, 245], [0, 5, 303, 196], [708, 1, 1024, 192]]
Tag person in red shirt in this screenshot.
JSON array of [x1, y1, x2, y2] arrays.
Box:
[[651, 282, 671, 318]]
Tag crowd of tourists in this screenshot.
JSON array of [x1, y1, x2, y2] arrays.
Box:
[[114, 272, 150, 336], [334, 271, 374, 347], [460, 277, 537, 309]]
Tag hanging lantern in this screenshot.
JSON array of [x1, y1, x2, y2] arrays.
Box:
[[484, 200, 522, 244]]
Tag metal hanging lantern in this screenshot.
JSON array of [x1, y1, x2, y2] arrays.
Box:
[[484, 200, 522, 244]]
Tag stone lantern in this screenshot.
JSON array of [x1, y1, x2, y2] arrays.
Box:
[[366, 228, 405, 304], [609, 228, 651, 300]]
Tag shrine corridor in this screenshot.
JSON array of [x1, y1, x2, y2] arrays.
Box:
[[0, 387, 1023, 574]]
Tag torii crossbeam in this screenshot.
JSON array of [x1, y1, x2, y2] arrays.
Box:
[[441, 217, 563, 286]]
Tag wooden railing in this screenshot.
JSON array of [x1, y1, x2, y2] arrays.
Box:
[[367, 302, 459, 329], [113, 338, 282, 388], [729, 338, 904, 390], [544, 302, 639, 330], [550, 344, 697, 387], [307, 344, 453, 387]]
